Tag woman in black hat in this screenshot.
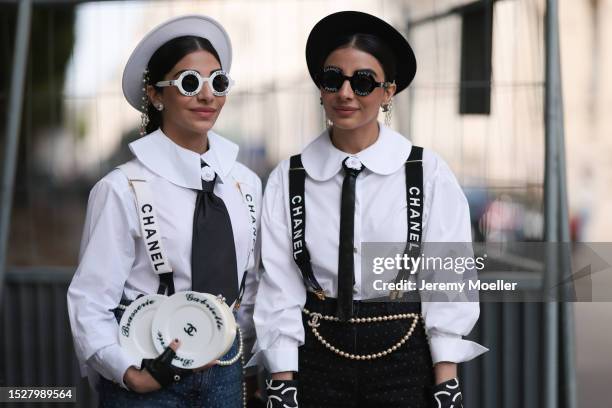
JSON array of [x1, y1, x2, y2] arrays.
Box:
[[251, 11, 487, 408], [67, 15, 262, 408]]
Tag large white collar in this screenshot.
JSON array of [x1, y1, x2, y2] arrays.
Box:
[[128, 128, 239, 189], [301, 123, 413, 181]]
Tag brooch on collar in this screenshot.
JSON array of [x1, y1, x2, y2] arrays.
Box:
[[345, 156, 363, 171], [201, 166, 216, 182]]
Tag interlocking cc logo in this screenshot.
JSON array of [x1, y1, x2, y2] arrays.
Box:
[[184, 322, 197, 336], [308, 312, 322, 328]]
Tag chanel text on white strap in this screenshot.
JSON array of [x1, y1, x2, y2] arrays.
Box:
[[234, 179, 258, 271], [118, 161, 173, 275]]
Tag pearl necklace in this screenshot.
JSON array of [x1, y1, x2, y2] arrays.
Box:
[[302, 308, 421, 360]]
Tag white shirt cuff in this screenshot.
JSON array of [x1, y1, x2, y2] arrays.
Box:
[[429, 333, 489, 364], [247, 346, 298, 373], [265, 347, 299, 373], [93, 344, 141, 389]]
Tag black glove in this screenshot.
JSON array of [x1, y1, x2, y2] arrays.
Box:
[[141, 346, 181, 388], [265, 379, 298, 408], [432, 378, 463, 408]]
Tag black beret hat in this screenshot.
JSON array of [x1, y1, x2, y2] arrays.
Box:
[[306, 11, 417, 95]]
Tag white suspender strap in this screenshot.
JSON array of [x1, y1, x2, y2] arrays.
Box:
[[232, 178, 259, 309], [234, 179, 258, 269], [117, 161, 173, 276]]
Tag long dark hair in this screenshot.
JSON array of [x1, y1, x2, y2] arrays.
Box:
[[145, 35, 221, 134], [321, 33, 396, 83]]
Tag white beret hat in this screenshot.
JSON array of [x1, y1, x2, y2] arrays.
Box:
[[122, 14, 232, 111]]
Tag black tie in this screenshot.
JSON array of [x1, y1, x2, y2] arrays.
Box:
[[337, 157, 364, 321], [191, 161, 239, 305]]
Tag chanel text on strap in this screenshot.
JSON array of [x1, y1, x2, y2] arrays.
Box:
[[288, 146, 424, 303], [232, 178, 259, 309], [289, 146, 426, 359], [391, 145, 424, 299], [118, 161, 175, 295], [288, 155, 326, 300]]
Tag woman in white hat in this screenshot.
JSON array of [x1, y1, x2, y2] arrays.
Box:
[[67, 15, 261, 407], [251, 11, 487, 408]]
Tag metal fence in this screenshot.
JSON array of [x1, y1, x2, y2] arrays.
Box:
[[0, 267, 95, 408]]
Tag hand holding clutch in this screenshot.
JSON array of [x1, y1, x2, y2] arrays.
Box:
[[141, 339, 182, 387]]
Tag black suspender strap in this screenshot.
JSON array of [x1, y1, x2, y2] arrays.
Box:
[[288, 155, 326, 300], [234, 270, 248, 309], [288, 148, 424, 302], [405, 146, 424, 252], [391, 145, 424, 299], [157, 272, 175, 296]]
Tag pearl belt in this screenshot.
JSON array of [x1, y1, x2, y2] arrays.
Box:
[[217, 327, 243, 366], [302, 308, 421, 360]]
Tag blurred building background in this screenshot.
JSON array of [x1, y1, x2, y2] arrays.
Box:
[[0, 0, 611, 407]]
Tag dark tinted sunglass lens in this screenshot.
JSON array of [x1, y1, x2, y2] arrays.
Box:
[[212, 73, 230, 92], [321, 70, 343, 91], [351, 73, 376, 95], [181, 74, 200, 93]]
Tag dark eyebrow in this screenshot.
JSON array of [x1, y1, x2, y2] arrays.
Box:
[[172, 69, 192, 78], [171, 68, 222, 78]]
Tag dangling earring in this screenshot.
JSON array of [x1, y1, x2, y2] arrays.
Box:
[[320, 96, 333, 128], [323, 113, 333, 129], [139, 69, 150, 136], [156, 103, 164, 111], [382, 99, 393, 127]]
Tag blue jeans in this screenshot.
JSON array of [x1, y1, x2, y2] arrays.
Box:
[[98, 299, 243, 407]]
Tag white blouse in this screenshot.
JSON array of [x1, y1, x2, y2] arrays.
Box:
[[249, 123, 488, 373], [67, 129, 262, 387]]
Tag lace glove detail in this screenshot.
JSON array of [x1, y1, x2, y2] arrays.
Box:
[[265, 379, 298, 408], [433, 378, 463, 408]]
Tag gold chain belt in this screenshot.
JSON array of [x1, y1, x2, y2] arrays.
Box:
[[302, 308, 422, 360]]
